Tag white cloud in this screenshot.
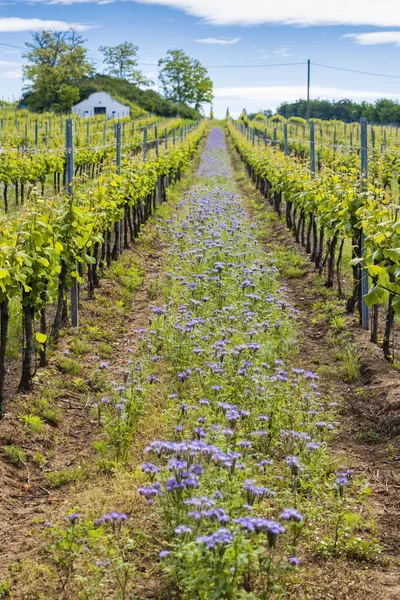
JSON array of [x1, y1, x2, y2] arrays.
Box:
[[1, 70, 22, 79], [344, 31, 400, 46], [133, 0, 400, 27], [0, 18, 95, 32], [195, 37, 241, 45], [272, 47, 295, 57]]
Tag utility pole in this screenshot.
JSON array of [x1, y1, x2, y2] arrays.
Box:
[[306, 59, 311, 121]]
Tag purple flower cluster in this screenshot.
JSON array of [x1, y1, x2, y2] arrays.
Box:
[[94, 511, 128, 535], [235, 517, 285, 548], [196, 528, 233, 550]]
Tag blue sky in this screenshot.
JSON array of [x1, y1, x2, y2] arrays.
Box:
[[1, 0, 400, 116]]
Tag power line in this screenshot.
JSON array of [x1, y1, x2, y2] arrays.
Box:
[[137, 61, 306, 69], [0, 42, 25, 50], [312, 61, 400, 81], [194, 61, 305, 69], [1, 40, 400, 81]]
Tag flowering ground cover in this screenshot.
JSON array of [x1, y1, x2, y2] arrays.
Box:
[[134, 129, 377, 597], [9, 127, 380, 599]]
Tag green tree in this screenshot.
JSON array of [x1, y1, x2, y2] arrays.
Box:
[[158, 50, 213, 109], [276, 97, 400, 124], [23, 29, 92, 112], [99, 42, 151, 87], [190, 59, 213, 109]]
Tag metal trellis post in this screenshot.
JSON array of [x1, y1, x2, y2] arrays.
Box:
[[116, 122, 122, 258], [284, 123, 288, 157], [34, 120, 38, 151], [360, 117, 369, 331], [143, 127, 148, 161], [155, 125, 159, 157], [66, 119, 78, 328]]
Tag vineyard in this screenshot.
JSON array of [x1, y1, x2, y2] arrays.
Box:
[[229, 116, 400, 361], [0, 114, 400, 599], [0, 111, 203, 406]]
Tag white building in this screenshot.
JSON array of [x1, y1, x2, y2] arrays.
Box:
[[72, 92, 130, 119]]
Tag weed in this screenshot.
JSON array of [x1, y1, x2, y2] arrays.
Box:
[[33, 398, 61, 426], [340, 345, 360, 381], [0, 578, 12, 598], [3, 444, 27, 466], [87, 371, 108, 393], [33, 451, 47, 466], [148, 279, 158, 300], [121, 288, 132, 309], [386, 443, 397, 461], [99, 342, 112, 358], [70, 338, 91, 357], [109, 259, 144, 293], [357, 429, 382, 444], [40, 407, 61, 426], [57, 357, 81, 375], [20, 414, 45, 435], [44, 467, 84, 489], [354, 387, 368, 400], [331, 315, 345, 332], [85, 325, 103, 341], [284, 265, 308, 279], [73, 378, 90, 392]]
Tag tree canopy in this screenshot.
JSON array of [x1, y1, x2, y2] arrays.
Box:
[[98, 42, 152, 87], [276, 98, 400, 124], [21, 32, 211, 117], [158, 50, 213, 109], [23, 29, 92, 112]]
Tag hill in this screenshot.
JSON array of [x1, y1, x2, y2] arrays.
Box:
[[20, 75, 201, 119], [77, 75, 201, 120]]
